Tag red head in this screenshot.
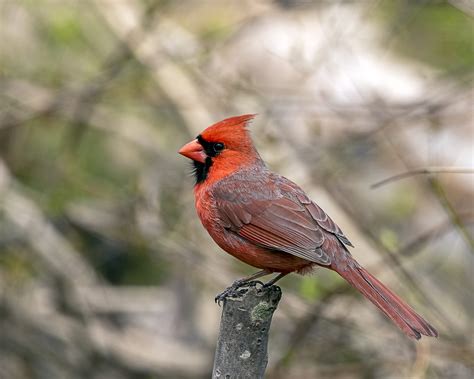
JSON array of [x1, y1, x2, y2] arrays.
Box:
[[178, 114, 262, 185]]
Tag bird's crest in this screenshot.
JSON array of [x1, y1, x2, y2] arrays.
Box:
[[199, 114, 257, 146]]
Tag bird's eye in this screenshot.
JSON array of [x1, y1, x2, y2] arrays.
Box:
[[213, 142, 225, 152]]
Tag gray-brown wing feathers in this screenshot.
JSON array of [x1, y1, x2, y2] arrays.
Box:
[[214, 172, 352, 266], [218, 197, 331, 265]]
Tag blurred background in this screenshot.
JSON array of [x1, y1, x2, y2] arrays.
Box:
[[0, 0, 473, 378]]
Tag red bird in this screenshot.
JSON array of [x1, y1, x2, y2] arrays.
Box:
[[179, 114, 438, 339]]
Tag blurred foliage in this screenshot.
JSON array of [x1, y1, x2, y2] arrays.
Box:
[[379, 1, 474, 75], [299, 276, 323, 301], [0, 1, 472, 378]]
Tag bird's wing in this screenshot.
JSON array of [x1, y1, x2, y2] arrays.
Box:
[[273, 175, 354, 248], [214, 174, 355, 266]]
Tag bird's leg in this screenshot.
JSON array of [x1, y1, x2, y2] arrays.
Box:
[[262, 272, 288, 287], [215, 269, 272, 305], [232, 269, 273, 286]]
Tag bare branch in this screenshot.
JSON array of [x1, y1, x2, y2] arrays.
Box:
[[213, 283, 282, 379]]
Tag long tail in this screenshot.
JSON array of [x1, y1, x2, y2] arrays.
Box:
[[335, 263, 438, 339]]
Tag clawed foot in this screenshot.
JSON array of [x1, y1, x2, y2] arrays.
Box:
[[215, 280, 264, 306]]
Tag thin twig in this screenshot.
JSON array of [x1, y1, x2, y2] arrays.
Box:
[[428, 177, 474, 254], [400, 212, 474, 257], [371, 167, 474, 189]]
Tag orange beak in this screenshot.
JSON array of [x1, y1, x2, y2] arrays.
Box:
[[178, 139, 206, 163]]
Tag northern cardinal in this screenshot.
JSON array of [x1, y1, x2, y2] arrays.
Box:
[[179, 114, 437, 339]]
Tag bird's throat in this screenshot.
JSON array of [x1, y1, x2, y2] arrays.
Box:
[[192, 156, 213, 184]]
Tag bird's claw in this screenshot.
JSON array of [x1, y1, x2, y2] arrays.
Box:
[[215, 280, 264, 306]]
